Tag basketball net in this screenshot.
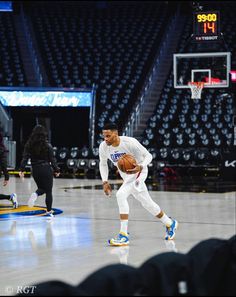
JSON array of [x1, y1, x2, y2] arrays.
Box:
[[188, 82, 204, 99]]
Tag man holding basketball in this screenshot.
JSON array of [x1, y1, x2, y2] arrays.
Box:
[[99, 123, 178, 246]]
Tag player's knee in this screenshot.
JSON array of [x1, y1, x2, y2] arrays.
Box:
[[116, 189, 125, 200], [116, 192, 124, 205], [141, 201, 160, 216], [117, 199, 129, 214], [116, 192, 129, 211]]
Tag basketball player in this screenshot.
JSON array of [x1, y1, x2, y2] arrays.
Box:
[[99, 123, 178, 246], [19, 125, 60, 217], [0, 132, 18, 208]]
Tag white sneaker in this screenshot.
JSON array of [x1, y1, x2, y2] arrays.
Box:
[[44, 210, 54, 218], [165, 219, 178, 240], [10, 193, 18, 209], [108, 232, 129, 246], [28, 192, 38, 207]]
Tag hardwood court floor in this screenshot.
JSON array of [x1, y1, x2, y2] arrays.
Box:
[[0, 176, 235, 295]]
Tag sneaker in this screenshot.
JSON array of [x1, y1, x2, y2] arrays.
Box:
[[28, 192, 38, 207], [165, 219, 178, 240], [44, 210, 54, 218], [10, 193, 18, 209], [108, 232, 129, 246]]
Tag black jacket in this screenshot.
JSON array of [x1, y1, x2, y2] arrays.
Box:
[[20, 142, 60, 173]]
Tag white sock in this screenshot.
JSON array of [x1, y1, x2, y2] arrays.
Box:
[[159, 213, 173, 227], [120, 220, 128, 234]]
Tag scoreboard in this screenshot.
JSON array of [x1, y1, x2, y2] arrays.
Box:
[[193, 11, 220, 41]]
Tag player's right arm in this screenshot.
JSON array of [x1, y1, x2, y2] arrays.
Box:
[[99, 142, 112, 196]]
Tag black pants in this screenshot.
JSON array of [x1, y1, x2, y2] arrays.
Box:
[[32, 164, 54, 211], [0, 194, 10, 200]]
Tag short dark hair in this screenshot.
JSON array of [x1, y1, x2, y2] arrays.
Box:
[[102, 123, 118, 131]]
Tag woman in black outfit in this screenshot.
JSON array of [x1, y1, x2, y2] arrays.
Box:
[[0, 132, 18, 208], [19, 125, 60, 217]]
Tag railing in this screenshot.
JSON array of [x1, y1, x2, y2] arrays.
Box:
[[89, 84, 97, 148], [123, 10, 179, 137], [20, 4, 43, 86]]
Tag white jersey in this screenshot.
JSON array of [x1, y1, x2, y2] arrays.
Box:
[[99, 136, 152, 183]]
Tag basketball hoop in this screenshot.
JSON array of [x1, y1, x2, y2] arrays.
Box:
[[188, 82, 205, 99]]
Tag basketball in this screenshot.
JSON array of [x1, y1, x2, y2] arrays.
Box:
[[117, 154, 137, 173]]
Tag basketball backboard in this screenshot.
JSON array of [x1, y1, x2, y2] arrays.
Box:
[[173, 52, 231, 88]]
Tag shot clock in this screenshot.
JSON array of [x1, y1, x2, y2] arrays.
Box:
[[193, 11, 220, 41]]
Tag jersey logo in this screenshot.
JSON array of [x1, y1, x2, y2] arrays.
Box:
[[110, 152, 126, 163]]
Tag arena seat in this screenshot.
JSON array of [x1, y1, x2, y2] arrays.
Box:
[[23, 1, 175, 146], [0, 13, 27, 86]]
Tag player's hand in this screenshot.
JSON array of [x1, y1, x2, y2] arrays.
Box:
[[126, 164, 143, 174], [55, 172, 60, 177], [103, 181, 112, 197], [19, 171, 25, 178], [3, 179, 8, 186]]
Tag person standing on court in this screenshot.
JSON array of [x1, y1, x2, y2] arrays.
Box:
[[99, 123, 178, 246], [0, 132, 18, 208], [19, 125, 60, 217]]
